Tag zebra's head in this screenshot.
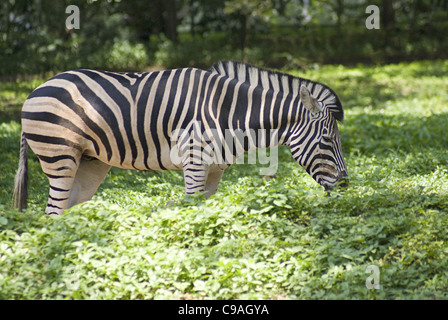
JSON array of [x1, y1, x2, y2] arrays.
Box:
[[289, 85, 348, 191]]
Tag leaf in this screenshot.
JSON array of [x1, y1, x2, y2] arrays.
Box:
[[341, 254, 353, 261], [0, 217, 8, 225]]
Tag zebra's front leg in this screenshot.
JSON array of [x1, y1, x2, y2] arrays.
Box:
[[204, 168, 224, 198], [182, 163, 209, 196]]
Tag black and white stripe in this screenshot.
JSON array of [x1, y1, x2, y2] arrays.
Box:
[[14, 61, 347, 215], [209, 61, 347, 190]]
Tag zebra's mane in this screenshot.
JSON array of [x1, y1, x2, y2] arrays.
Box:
[[209, 60, 344, 122]]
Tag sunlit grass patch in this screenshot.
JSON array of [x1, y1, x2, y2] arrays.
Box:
[[1, 60, 448, 299]]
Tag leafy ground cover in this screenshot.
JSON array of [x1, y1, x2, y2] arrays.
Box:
[[1, 60, 448, 299]]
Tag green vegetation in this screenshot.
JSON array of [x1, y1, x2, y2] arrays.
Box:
[[1, 60, 448, 299]]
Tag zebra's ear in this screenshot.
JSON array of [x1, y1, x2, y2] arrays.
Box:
[[300, 85, 323, 115]]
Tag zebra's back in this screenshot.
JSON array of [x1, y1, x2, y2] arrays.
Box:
[[22, 68, 218, 171]]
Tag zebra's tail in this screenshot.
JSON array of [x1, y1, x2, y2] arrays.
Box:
[[13, 132, 28, 212]]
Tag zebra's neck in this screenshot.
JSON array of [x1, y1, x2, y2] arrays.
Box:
[[209, 61, 323, 150], [218, 75, 305, 150]]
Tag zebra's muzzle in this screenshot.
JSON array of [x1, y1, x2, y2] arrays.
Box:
[[321, 171, 349, 192], [337, 170, 349, 188]]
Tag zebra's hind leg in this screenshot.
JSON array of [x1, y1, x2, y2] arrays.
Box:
[[41, 152, 82, 215], [43, 155, 110, 215], [67, 156, 111, 209]]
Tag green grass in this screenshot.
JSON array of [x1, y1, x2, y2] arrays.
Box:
[[1, 60, 448, 299]]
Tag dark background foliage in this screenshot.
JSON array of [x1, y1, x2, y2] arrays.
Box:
[[1, 0, 447, 77]]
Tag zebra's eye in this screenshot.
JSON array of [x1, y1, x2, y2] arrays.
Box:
[[322, 136, 333, 144]]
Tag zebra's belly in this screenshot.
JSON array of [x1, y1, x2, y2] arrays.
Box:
[[90, 143, 183, 171]]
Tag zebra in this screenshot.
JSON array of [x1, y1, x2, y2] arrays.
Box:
[[13, 61, 348, 215]]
